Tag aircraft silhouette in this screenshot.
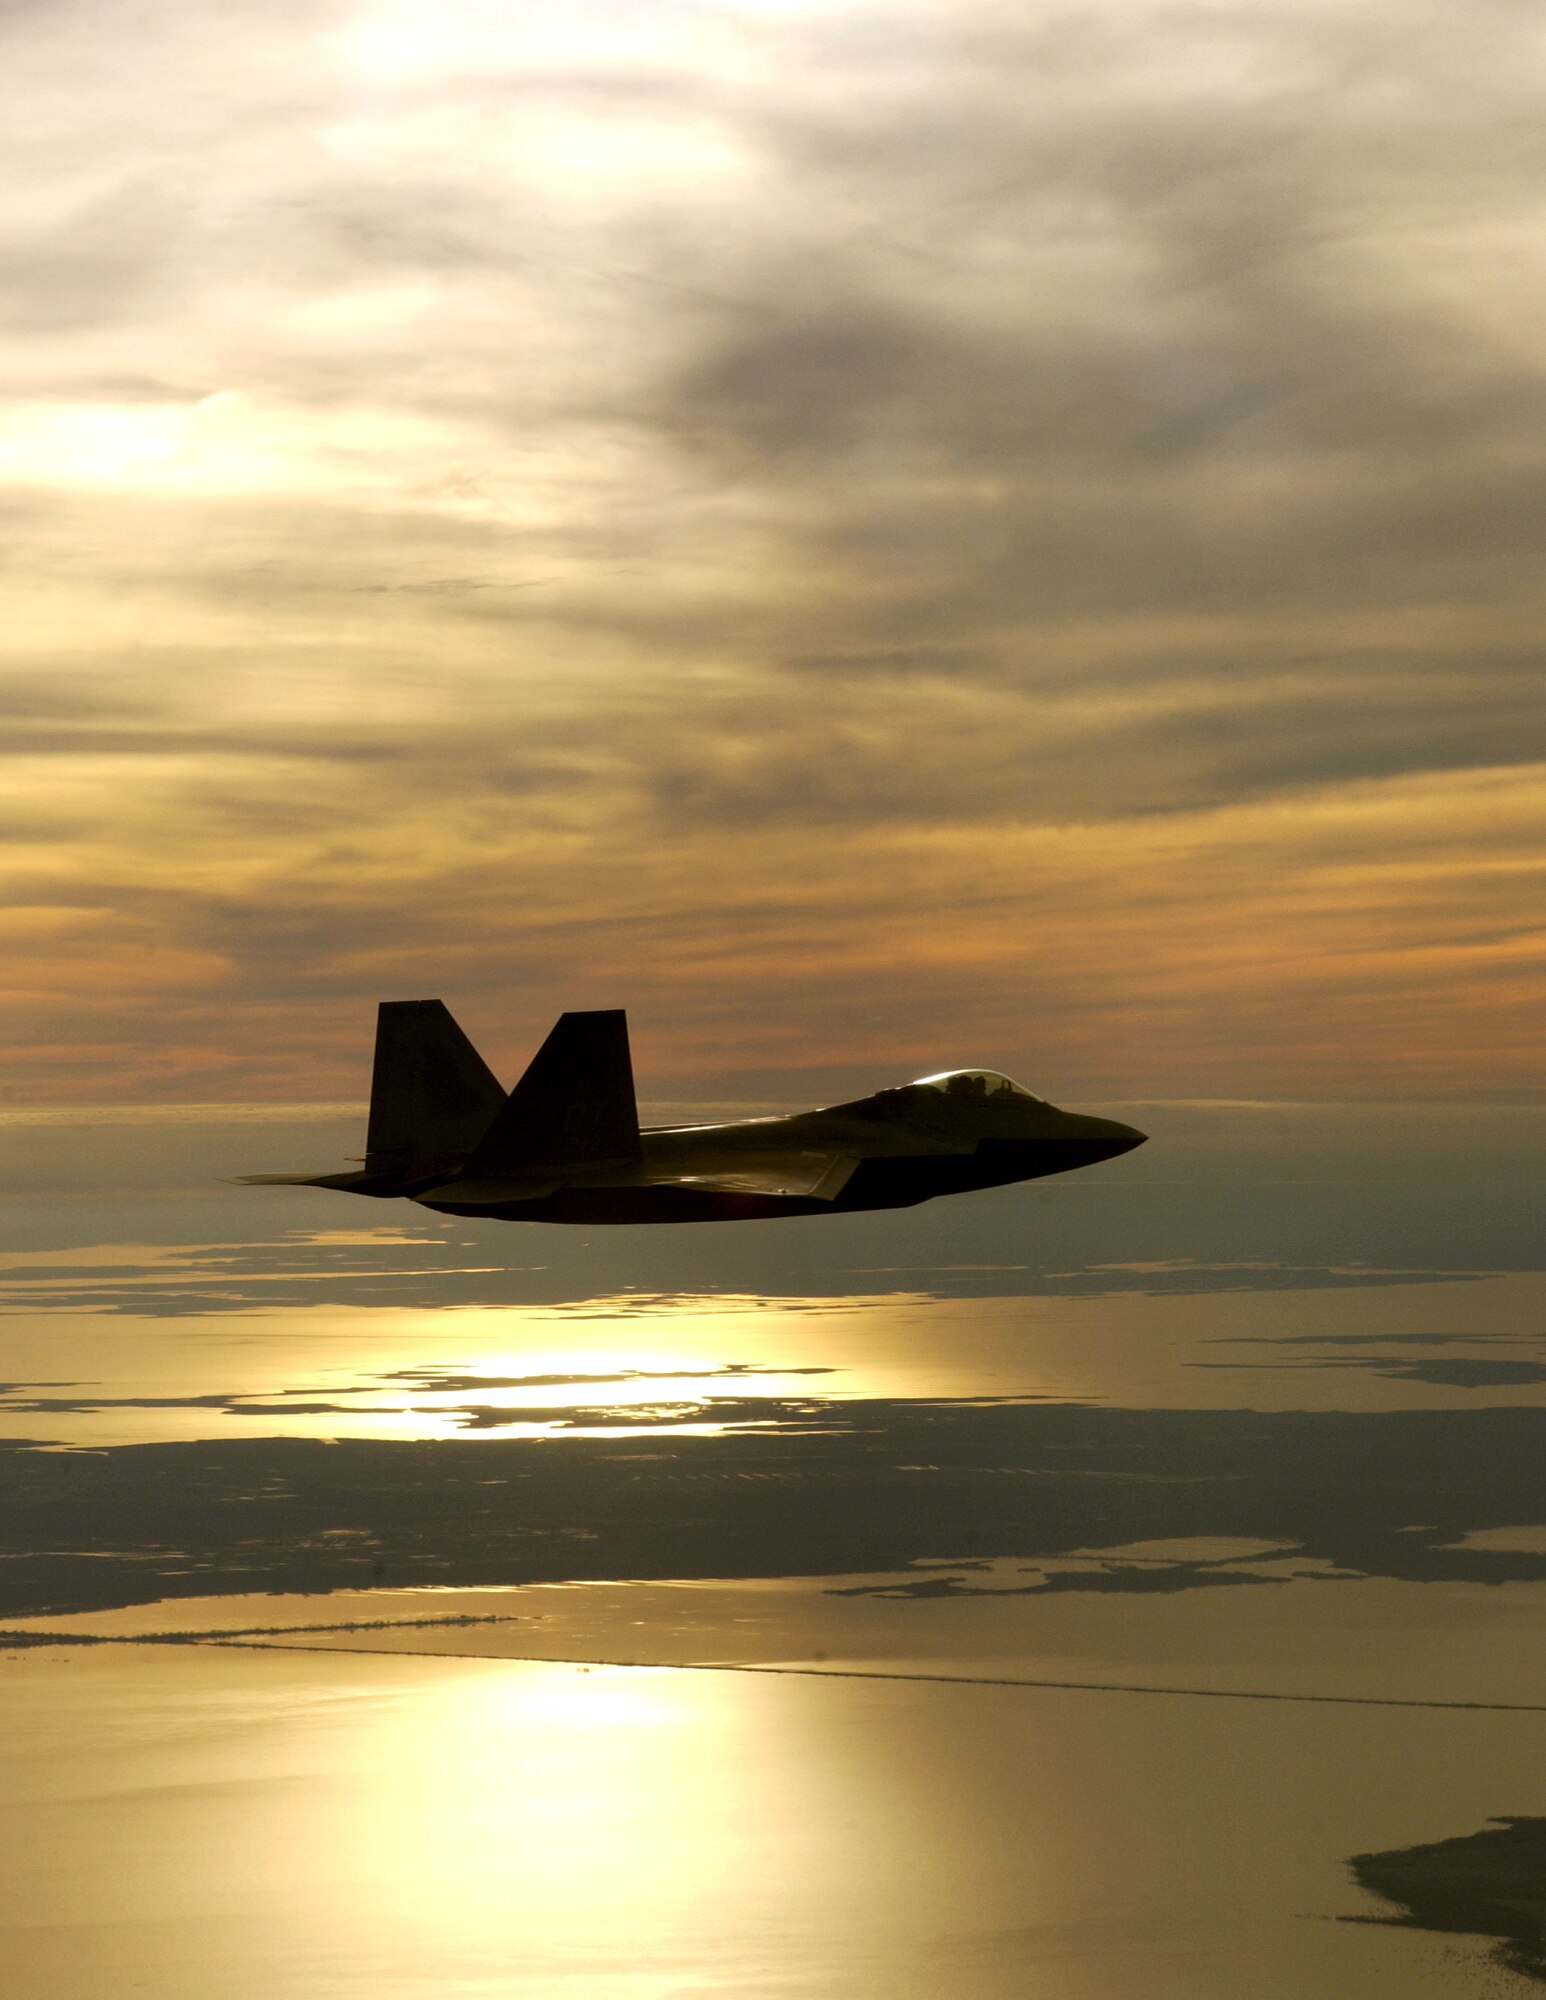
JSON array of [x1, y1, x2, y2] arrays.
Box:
[[244, 1001, 1146, 1224]]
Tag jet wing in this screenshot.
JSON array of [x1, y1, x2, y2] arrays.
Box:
[[663, 1153, 860, 1202], [414, 1177, 561, 1206]]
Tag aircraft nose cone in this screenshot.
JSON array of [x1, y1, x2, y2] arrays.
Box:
[[1094, 1117, 1147, 1158]]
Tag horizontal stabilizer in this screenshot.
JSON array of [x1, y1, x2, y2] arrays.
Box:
[[464, 1009, 642, 1180], [232, 1170, 370, 1189]]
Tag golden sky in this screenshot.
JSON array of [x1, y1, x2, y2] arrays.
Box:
[[2, 0, 1543, 1102]]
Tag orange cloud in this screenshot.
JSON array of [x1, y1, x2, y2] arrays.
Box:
[[1, 0, 1543, 1102]]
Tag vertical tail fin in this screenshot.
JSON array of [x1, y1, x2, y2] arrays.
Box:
[[463, 1009, 642, 1180], [365, 999, 506, 1179]]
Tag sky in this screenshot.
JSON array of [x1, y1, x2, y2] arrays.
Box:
[[2, 0, 1543, 1105]]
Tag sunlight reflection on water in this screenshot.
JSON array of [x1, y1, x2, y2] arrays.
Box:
[[3, 1640, 1543, 1999], [3, 1274, 1546, 1448], [1, 1104, 1544, 1996]]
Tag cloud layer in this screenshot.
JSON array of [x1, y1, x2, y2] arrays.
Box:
[[1, 0, 1543, 1100]]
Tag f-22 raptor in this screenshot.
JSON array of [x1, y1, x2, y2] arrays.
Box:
[[245, 1001, 1146, 1225]]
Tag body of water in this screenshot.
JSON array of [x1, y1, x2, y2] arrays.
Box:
[[3, 1098, 1545, 1995]]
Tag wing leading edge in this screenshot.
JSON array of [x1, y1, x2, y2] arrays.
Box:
[[664, 1153, 859, 1201]]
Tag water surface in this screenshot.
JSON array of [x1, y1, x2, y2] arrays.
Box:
[[3, 1098, 1545, 1994]]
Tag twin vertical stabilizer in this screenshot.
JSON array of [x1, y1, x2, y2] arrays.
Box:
[[240, 999, 643, 1193], [362, 1000, 641, 1190]]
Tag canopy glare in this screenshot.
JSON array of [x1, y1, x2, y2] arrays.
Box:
[[909, 1069, 1046, 1105]]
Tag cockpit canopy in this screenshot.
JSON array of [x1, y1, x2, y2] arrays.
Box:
[[910, 1069, 1047, 1106]]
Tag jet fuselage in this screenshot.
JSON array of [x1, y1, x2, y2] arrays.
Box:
[[419, 1083, 1144, 1224], [243, 1004, 1146, 1226]]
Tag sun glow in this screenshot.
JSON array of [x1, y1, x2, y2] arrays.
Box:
[[336, 0, 698, 83], [343, 1660, 762, 1960]]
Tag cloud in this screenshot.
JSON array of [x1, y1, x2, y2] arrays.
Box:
[[0, 0, 1542, 1097]]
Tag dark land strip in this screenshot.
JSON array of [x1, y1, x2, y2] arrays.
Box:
[[8, 1401, 1546, 1618], [1350, 1815, 1546, 1984]]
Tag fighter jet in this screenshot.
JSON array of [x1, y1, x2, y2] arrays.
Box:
[[243, 1000, 1145, 1224]]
